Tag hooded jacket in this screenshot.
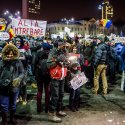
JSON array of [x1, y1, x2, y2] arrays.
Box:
[[0, 44, 24, 95], [94, 42, 108, 67]]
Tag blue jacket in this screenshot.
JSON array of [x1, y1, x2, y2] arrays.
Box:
[[120, 45, 125, 71]]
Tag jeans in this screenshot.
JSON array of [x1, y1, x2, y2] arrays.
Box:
[[0, 91, 19, 112], [69, 88, 80, 107], [49, 79, 65, 113], [36, 75, 50, 112]]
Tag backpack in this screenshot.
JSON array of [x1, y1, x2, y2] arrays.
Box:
[[38, 59, 50, 76]]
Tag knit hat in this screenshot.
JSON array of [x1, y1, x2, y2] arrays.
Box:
[[70, 60, 79, 68], [97, 35, 105, 42], [15, 37, 21, 41], [42, 42, 52, 50]]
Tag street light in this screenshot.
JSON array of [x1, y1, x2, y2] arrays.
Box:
[[3, 10, 21, 21], [4, 10, 9, 15], [71, 18, 74, 22], [17, 11, 20, 14], [98, 4, 103, 20]]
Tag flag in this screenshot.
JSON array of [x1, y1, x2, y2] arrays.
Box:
[[99, 19, 104, 25], [8, 28, 15, 39], [0, 24, 6, 31], [105, 20, 112, 29], [103, 19, 108, 27], [100, 19, 109, 27]]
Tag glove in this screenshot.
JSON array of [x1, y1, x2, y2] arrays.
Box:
[[4, 79, 11, 86], [57, 54, 66, 62], [12, 78, 21, 87]]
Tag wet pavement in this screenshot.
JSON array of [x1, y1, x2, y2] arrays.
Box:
[[1, 74, 125, 125]]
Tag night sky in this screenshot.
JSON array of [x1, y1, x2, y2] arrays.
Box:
[[0, 0, 125, 22]]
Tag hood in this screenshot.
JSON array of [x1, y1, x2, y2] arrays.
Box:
[[2, 44, 20, 61]]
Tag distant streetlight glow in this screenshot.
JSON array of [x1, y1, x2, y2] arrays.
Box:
[[17, 11, 20, 14], [61, 18, 75, 26], [71, 18, 74, 21], [3, 10, 21, 20], [4, 10, 9, 15], [98, 5, 102, 10]]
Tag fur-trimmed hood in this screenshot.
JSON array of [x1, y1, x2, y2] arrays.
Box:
[[2, 44, 20, 60]]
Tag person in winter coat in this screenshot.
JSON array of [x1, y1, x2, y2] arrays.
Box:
[[107, 42, 117, 85], [115, 42, 124, 73], [119, 42, 125, 91], [0, 44, 24, 125], [83, 41, 94, 89], [34, 42, 52, 113], [68, 61, 81, 112], [93, 36, 108, 95], [47, 40, 68, 123], [30, 40, 42, 88]]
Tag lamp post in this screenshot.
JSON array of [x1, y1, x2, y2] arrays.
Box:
[[98, 4, 103, 20]]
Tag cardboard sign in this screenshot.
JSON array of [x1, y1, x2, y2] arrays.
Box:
[[12, 18, 47, 37], [70, 72, 88, 90], [0, 32, 10, 40]]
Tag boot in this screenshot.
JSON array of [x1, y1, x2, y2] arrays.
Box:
[[57, 111, 67, 117], [74, 105, 79, 111], [48, 112, 62, 123], [9, 111, 17, 125], [69, 106, 76, 112], [69, 98, 76, 112], [1, 112, 8, 125]]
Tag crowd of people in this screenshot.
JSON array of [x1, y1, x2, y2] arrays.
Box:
[[0, 34, 125, 124]]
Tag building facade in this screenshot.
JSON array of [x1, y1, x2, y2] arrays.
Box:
[[22, 0, 41, 20], [47, 18, 106, 37], [47, 22, 84, 36]]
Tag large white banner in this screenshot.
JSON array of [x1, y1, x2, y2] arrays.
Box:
[[12, 18, 47, 37], [70, 72, 88, 90]]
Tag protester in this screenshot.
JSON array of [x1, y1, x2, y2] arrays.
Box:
[[68, 60, 81, 112], [93, 35, 108, 95], [0, 44, 24, 125], [47, 40, 68, 123], [34, 42, 52, 113]]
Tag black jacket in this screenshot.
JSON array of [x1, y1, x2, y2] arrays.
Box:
[[0, 44, 24, 95], [94, 43, 108, 67]]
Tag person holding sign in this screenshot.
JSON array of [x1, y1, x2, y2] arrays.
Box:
[[68, 60, 81, 112]]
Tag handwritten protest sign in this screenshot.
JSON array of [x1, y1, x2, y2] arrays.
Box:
[[12, 18, 47, 37], [0, 32, 10, 40], [70, 72, 88, 90]]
